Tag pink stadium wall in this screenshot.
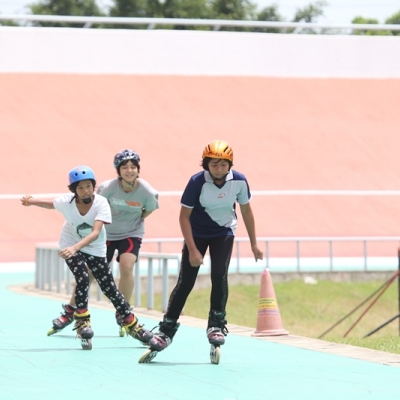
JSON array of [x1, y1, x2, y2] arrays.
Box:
[[1, 29, 400, 261]]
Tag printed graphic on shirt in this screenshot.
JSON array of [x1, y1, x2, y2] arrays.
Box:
[[76, 222, 92, 239]]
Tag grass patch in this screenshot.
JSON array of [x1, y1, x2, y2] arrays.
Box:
[[140, 279, 400, 354]]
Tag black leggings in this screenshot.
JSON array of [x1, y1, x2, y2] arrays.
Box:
[[65, 251, 131, 317], [166, 235, 234, 321]]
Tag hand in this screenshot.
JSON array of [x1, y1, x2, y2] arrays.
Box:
[[188, 248, 203, 267], [59, 246, 77, 260], [252, 245, 263, 262], [21, 195, 32, 207]]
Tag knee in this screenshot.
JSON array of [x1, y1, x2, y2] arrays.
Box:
[[79, 274, 90, 286], [119, 262, 134, 277]]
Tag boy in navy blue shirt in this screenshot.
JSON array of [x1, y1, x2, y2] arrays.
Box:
[[140, 140, 263, 364]]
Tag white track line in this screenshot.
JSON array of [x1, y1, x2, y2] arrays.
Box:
[[3, 190, 400, 199]]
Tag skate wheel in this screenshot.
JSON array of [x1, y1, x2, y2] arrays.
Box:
[[119, 327, 126, 337], [47, 328, 56, 336], [81, 338, 92, 350], [210, 345, 220, 365], [138, 348, 158, 363]]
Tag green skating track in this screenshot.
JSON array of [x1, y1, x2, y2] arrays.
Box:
[[1, 271, 400, 400]]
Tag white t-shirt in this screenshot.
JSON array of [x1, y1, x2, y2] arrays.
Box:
[[97, 178, 159, 240], [53, 193, 112, 257]]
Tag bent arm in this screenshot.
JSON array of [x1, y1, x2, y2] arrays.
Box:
[[179, 206, 203, 267], [141, 209, 153, 219], [59, 220, 105, 259], [179, 206, 197, 252], [74, 220, 104, 252]]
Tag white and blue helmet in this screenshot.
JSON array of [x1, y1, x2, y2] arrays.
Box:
[[113, 149, 140, 169]]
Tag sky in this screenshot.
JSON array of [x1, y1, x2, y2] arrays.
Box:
[[1, 0, 399, 24]]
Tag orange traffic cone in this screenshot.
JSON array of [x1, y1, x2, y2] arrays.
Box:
[[252, 268, 289, 337]]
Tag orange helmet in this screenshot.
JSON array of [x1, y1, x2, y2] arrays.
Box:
[[202, 140, 233, 162]]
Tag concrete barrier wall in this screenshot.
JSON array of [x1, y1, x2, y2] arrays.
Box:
[[1, 26, 400, 77]]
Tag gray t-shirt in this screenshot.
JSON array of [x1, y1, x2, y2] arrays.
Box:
[[97, 178, 159, 240]]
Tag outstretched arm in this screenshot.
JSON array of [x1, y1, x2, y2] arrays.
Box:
[[20, 195, 55, 209], [240, 203, 263, 262]]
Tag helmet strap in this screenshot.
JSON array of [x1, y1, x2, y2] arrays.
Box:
[[120, 176, 137, 190]]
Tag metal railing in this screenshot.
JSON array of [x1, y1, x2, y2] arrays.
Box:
[[35, 243, 181, 312], [1, 14, 400, 34], [36, 235, 400, 293], [143, 236, 400, 272]]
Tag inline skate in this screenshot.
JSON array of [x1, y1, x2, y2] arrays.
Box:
[[122, 313, 153, 345], [138, 315, 180, 363], [47, 304, 77, 336], [73, 309, 94, 350], [207, 310, 229, 365]]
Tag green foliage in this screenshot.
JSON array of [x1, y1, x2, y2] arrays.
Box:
[[290, 0, 327, 34], [109, 0, 148, 18], [21, 0, 400, 36], [28, 0, 105, 26], [254, 4, 283, 33], [326, 336, 400, 354], [0, 19, 19, 26], [209, 0, 257, 21], [292, 0, 326, 23], [385, 10, 400, 36], [351, 16, 392, 36]]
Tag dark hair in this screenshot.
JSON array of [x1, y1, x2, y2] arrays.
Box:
[[68, 179, 97, 193], [201, 157, 233, 171], [117, 159, 140, 175]]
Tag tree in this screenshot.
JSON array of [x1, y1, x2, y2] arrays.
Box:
[[255, 4, 283, 33], [208, 0, 258, 31], [107, 0, 149, 29], [108, 0, 211, 29], [385, 10, 400, 36], [28, 0, 105, 27], [351, 16, 391, 36], [291, 1, 327, 34]]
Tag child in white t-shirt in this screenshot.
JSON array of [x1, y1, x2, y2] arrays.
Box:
[[49, 150, 160, 337], [21, 165, 153, 349]]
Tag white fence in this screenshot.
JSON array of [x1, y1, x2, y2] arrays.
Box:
[[35, 236, 400, 310], [35, 243, 181, 312], [144, 236, 400, 272], [2, 14, 400, 34]]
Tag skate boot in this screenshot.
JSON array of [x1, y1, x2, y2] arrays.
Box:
[[207, 310, 229, 365], [122, 314, 153, 345], [73, 309, 94, 350], [138, 315, 180, 363], [47, 303, 77, 336], [115, 305, 135, 337]]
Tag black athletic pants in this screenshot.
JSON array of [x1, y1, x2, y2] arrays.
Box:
[[166, 235, 234, 321]]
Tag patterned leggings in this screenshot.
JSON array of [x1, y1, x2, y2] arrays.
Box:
[[65, 251, 131, 317]]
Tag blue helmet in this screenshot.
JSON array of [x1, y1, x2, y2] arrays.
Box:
[[68, 166, 96, 185], [114, 149, 140, 169]]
